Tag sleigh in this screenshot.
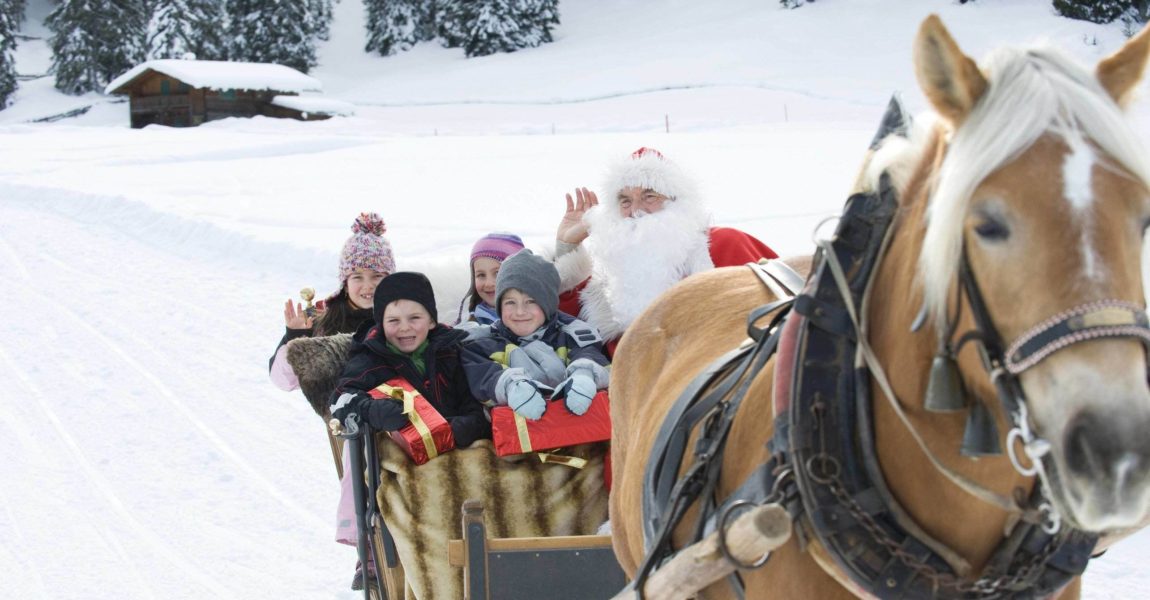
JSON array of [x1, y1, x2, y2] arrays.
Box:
[[285, 333, 627, 600]]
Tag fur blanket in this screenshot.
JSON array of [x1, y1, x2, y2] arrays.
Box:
[[286, 334, 610, 600]]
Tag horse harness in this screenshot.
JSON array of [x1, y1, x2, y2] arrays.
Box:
[[630, 173, 1133, 599]]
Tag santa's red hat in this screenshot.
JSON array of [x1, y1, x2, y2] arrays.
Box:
[[601, 147, 699, 207]]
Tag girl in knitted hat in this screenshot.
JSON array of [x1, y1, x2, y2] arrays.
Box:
[[454, 232, 525, 326], [268, 212, 396, 392], [461, 250, 611, 421]]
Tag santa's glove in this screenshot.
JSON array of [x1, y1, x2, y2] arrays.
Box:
[[554, 359, 609, 416], [496, 368, 549, 420], [521, 340, 568, 386]]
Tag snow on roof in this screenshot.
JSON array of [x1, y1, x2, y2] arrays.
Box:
[[270, 95, 356, 117], [105, 60, 323, 95]]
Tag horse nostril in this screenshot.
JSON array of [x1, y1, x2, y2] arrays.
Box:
[[1064, 410, 1149, 481]]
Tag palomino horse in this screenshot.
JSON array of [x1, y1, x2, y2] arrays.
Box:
[[610, 15, 1150, 599]]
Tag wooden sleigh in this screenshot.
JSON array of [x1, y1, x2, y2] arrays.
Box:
[[286, 333, 628, 600]]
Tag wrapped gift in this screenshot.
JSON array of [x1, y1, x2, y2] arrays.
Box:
[[491, 391, 611, 458], [368, 378, 455, 465]]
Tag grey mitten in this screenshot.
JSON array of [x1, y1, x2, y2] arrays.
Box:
[[496, 368, 549, 420], [554, 359, 608, 416], [507, 347, 547, 382], [521, 340, 568, 386]]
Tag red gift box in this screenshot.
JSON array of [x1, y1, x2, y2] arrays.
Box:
[[368, 378, 455, 465], [491, 391, 611, 458]]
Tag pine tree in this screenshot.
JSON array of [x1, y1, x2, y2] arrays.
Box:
[[466, 0, 522, 57], [148, 0, 227, 60], [188, 0, 228, 60], [229, 0, 316, 72], [1053, 0, 1130, 23], [310, 0, 334, 41], [0, 4, 17, 109], [47, 0, 147, 95], [513, 0, 559, 47], [435, 0, 472, 49], [147, 0, 194, 59], [2, 0, 27, 29], [366, 0, 433, 56]]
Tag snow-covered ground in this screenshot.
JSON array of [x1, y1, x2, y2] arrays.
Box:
[[1, 0, 1148, 598]]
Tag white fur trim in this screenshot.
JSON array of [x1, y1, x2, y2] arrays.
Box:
[[552, 244, 593, 293], [579, 201, 713, 339], [602, 150, 699, 211]]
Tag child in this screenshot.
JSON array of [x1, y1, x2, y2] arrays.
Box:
[[454, 232, 525, 326], [462, 250, 610, 420], [329, 272, 491, 590], [268, 212, 394, 391], [331, 271, 491, 445]]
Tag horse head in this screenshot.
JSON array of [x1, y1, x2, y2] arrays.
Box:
[[903, 16, 1150, 534]]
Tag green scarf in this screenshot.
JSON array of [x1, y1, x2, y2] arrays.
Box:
[[387, 339, 429, 376]]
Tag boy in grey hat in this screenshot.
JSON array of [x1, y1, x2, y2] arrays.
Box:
[[461, 250, 611, 420]]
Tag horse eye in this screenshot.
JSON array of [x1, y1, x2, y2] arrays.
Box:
[[974, 217, 1010, 241]]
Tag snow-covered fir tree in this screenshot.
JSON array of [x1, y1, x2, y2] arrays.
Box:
[[466, 0, 522, 57], [2, 0, 26, 29], [512, 0, 559, 47], [147, 0, 228, 60], [310, 0, 334, 41], [0, 3, 17, 109], [1053, 0, 1129, 23], [47, 0, 147, 95], [365, 0, 430, 56], [435, 0, 472, 49], [228, 0, 316, 72]]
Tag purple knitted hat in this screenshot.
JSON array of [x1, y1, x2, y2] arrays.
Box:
[[338, 212, 396, 285], [470, 233, 525, 265]]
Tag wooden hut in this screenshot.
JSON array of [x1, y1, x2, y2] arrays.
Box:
[[105, 60, 353, 128]]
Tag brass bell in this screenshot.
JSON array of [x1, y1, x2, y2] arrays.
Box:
[[961, 401, 1002, 457], [924, 353, 966, 412]]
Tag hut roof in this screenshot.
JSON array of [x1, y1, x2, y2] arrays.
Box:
[[270, 95, 356, 117], [105, 60, 323, 95]]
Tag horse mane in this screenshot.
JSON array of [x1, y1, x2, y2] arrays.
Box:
[[866, 43, 1150, 332]]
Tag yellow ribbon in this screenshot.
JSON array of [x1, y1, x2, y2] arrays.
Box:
[[512, 411, 586, 469], [376, 382, 437, 460]]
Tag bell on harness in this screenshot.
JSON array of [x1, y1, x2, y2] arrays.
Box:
[[925, 352, 966, 412], [961, 399, 1002, 457]]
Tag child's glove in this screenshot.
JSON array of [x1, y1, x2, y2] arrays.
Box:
[[331, 391, 403, 434], [554, 359, 608, 416], [508, 379, 548, 420], [496, 368, 550, 420], [521, 340, 567, 386]]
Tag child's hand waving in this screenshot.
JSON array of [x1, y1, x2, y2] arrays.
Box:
[[284, 299, 315, 330]]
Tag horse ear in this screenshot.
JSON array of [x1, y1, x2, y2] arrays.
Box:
[[913, 14, 987, 127], [1097, 24, 1150, 109]]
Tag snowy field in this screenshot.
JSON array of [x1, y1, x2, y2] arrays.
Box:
[[2, 0, 1150, 598]]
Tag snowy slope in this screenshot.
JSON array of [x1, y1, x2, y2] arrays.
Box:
[[1, 1, 1149, 598]]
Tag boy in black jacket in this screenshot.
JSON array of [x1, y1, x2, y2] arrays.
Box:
[[331, 272, 490, 448]]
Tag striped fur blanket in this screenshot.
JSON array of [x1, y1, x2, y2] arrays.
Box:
[[286, 333, 610, 600]]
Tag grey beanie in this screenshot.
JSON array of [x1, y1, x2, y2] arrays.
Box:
[[496, 249, 561, 321]]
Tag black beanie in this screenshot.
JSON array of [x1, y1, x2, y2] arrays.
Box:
[[373, 272, 438, 325]]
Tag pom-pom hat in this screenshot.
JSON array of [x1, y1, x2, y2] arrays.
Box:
[[339, 212, 396, 286]]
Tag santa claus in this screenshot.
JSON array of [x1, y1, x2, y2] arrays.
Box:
[[553, 147, 776, 355]]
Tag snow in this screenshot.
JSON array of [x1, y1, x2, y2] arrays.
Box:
[[104, 59, 324, 95], [2, 0, 1149, 598], [271, 95, 357, 117]]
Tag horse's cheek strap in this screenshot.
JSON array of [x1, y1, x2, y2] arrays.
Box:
[[1004, 300, 1150, 374]]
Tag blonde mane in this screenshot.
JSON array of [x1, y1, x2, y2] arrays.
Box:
[[869, 44, 1150, 331]]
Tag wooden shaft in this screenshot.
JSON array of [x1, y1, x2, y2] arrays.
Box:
[[611, 503, 792, 600]]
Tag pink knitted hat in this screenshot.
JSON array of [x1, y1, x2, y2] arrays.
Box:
[[470, 233, 525, 265], [338, 212, 395, 285]]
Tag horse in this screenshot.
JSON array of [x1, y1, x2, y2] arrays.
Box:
[[609, 15, 1150, 599]]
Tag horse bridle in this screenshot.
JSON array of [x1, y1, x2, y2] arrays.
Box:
[[951, 243, 1150, 532]]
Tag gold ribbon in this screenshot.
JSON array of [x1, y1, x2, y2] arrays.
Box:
[[512, 411, 586, 469], [376, 382, 437, 460]]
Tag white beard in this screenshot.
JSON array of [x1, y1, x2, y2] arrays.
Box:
[[580, 203, 713, 340]]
